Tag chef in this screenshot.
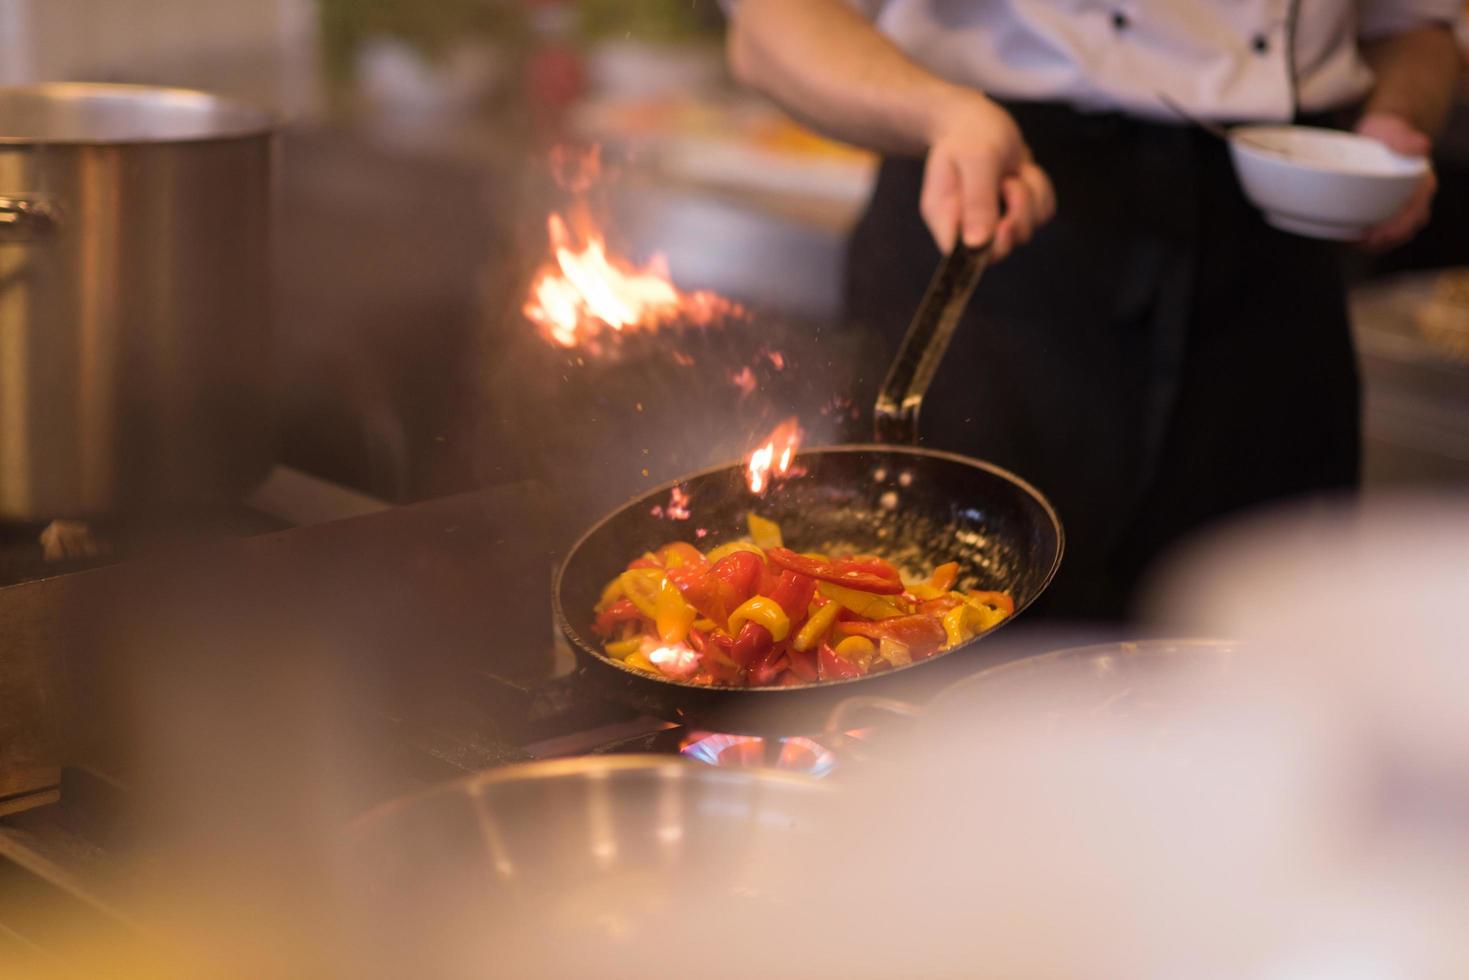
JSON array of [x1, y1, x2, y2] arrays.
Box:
[[722, 0, 1462, 618]]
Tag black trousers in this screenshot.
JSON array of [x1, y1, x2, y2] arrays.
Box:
[[845, 102, 1360, 620]]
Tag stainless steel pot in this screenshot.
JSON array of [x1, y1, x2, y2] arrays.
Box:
[[343, 756, 833, 978], [0, 83, 275, 520]]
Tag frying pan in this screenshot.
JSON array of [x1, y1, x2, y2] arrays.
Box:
[[554, 241, 1064, 733]]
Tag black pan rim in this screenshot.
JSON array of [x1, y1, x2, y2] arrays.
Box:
[[553, 444, 1066, 694]]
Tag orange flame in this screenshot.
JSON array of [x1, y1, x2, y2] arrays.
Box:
[[522, 150, 740, 350], [747, 416, 803, 494]]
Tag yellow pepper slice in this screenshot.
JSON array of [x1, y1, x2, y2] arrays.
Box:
[[705, 540, 765, 563], [746, 512, 783, 550], [618, 567, 698, 644], [727, 596, 791, 643], [963, 595, 1009, 631], [941, 603, 986, 648], [657, 542, 704, 569], [929, 561, 959, 592], [604, 636, 643, 659], [817, 582, 905, 620], [833, 635, 876, 669], [877, 635, 912, 668], [595, 576, 626, 612], [966, 590, 1016, 616], [618, 568, 664, 619], [692, 618, 717, 632], [655, 584, 698, 645], [624, 651, 659, 674], [793, 600, 841, 651], [907, 582, 946, 601]]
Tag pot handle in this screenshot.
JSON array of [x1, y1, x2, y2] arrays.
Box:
[[0, 198, 60, 242], [824, 695, 923, 736]]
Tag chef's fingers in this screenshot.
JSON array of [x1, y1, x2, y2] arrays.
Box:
[[1354, 113, 1433, 251], [1020, 159, 1056, 226], [1360, 169, 1435, 252], [993, 176, 1033, 259], [920, 150, 962, 254], [1361, 204, 1421, 251], [957, 160, 1004, 249], [953, 150, 1003, 249], [1355, 112, 1431, 158]]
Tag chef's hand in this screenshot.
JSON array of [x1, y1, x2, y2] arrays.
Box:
[[921, 92, 1055, 259], [1355, 112, 1436, 251]]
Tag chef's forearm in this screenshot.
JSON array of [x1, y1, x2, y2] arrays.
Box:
[[1360, 24, 1462, 139], [726, 0, 981, 155]]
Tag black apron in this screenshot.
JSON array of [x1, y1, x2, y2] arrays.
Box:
[[845, 102, 1360, 621]]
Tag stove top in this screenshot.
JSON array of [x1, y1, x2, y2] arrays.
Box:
[[0, 464, 396, 589], [0, 473, 930, 959], [0, 509, 290, 588]]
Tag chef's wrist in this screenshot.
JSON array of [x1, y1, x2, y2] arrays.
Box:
[[921, 85, 995, 144], [1357, 25, 1461, 142]]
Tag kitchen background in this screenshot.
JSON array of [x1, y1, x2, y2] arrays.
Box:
[[1, 6, 1467, 970], [1, 0, 1466, 535]]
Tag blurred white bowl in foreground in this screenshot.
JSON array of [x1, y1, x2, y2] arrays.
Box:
[[1229, 125, 1428, 240]]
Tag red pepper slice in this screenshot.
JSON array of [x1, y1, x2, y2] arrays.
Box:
[[918, 594, 965, 616], [842, 555, 903, 582], [706, 659, 743, 686], [766, 548, 905, 595], [663, 563, 704, 592], [836, 614, 947, 660], [749, 652, 789, 687], [670, 566, 728, 626], [678, 550, 766, 627], [701, 630, 743, 684], [592, 597, 642, 637], [765, 569, 816, 626], [757, 559, 782, 599], [730, 620, 773, 668], [786, 645, 819, 682], [709, 551, 763, 604], [817, 642, 863, 680]]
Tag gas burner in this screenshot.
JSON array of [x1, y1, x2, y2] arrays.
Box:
[[679, 731, 837, 778], [590, 726, 874, 778]]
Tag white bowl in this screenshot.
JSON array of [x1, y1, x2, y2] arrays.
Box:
[[1227, 124, 1429, 240]]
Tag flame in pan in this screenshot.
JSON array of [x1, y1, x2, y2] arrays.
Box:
[[746, 417, 803, 494]]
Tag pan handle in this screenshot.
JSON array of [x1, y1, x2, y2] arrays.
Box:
[[0, 197, 60, 243], [873, 237, 991, 445], [823, 695, 923, 737]]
